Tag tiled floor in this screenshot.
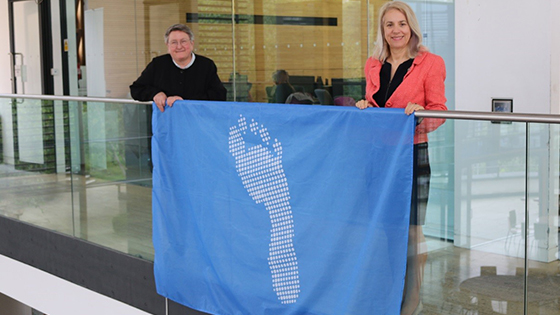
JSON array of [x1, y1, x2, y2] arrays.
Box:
[[1, 165, 559, 314]]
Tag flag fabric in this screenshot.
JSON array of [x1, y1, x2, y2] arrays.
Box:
[[151, 100, 415, 315]]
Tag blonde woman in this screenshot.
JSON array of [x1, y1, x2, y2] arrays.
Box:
[[356, 2, 447, 314]]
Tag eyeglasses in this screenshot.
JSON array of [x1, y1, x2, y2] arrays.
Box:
[[168, 39, 192, 48]]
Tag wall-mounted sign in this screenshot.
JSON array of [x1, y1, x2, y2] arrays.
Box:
[[491, 98, 513, 124]]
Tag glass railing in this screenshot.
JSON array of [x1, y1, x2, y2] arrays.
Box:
[[1, 94, 559, 314], [0, 94, 154, 260], [416, 110, 560, 315]]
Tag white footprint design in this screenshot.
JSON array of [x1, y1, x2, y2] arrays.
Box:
[[228, 115, 300, 304]]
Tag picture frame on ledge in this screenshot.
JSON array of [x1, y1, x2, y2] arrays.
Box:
[[491, 98, 513, 124]]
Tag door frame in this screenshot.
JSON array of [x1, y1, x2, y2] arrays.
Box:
[[8, 0, 54, 95], [7, 0, 58, 173]]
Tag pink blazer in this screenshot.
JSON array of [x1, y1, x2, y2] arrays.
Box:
[[364, 51, 447, 144]]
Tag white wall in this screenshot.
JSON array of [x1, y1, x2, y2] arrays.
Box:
[[454, 0, 560, 262], [84, 8, 106, 97], [456, 0, 554, 114], [0, 254, 151, 315], [551, 0, 560, 115], [0, 0, 11, 94], [0, 0, 13, 164]]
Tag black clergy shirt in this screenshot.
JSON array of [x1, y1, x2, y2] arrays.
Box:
[[130, 54, 227, 102]]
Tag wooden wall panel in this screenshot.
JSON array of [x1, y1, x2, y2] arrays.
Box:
[[81, 0, 387, 101], [85, 1, 142, 98]]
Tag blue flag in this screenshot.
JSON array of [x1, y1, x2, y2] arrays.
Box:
[[152, 100, 415, 315]]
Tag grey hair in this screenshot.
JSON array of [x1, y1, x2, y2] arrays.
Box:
[[164, 24, 195, 43]]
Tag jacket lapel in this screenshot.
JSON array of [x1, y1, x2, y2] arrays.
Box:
[[368, 58, 383, 96], [387, 52, 428, 103]]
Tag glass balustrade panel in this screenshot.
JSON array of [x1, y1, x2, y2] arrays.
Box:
[[0, 97, 74, 236]]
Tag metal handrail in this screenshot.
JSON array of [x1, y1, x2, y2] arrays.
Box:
[[2, 93, 560, 124], [0, 93, 151, 105], [415, 109, 560, 124]]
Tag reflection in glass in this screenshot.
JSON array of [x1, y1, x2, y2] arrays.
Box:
[[4, 0, 560, 313]]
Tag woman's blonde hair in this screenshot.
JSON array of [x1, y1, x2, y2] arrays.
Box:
[[371, 1, 425, 61]]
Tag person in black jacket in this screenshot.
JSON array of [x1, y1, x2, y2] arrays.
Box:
[[130, 24, 227, 112]]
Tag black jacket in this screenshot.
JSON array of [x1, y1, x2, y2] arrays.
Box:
[[130, 54, 227, 102]]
